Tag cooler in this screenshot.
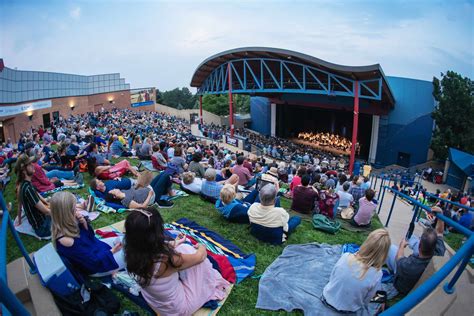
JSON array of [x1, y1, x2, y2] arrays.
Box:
[[33, 242, 80, 296]]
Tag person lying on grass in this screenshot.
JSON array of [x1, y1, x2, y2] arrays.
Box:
[[106, 187, 155, 209], [87, 157, 139, 180], [124, 207, 230, 316]]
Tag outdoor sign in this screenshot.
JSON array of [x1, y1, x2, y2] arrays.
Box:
[[0, 100, 52, 117], [225, 134, 238, 147], [131, 88, 156, 107]]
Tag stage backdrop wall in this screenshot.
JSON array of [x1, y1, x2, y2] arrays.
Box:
[[375, 76, 435, 167], [250, 96, 271, 135]]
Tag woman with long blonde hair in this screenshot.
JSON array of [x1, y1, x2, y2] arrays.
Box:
[[51, 191, 125, 276], [322, 228, 391, 313]]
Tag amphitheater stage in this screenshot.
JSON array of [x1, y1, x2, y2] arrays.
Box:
[[291, 138, 351, 156]]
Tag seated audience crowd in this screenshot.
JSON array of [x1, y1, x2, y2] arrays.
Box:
[[4, 108, 470, 315]]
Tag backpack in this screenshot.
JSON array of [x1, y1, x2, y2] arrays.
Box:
[[312, 214, 341, 234], [52, 278, 121, 316]]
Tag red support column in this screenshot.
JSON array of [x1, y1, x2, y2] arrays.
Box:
[[349, 81, 359, 175], [199, 95, 203, 126], [227, 63, 234, 137]]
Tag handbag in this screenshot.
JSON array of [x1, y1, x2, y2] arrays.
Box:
[[340, 206, 355, 219], [312, 214, 341, 234], [53, 279, 121, 316]]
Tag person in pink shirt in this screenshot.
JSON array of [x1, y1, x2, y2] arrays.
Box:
[[124, 208, 230, 316], [289, 167, 306, 197], [243, 157, 253, 174], [232, 156, 252, 186], [351, 189, 376, 227]]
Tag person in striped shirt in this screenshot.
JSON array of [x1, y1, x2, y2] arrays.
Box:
[[15, 154, 52, 237]]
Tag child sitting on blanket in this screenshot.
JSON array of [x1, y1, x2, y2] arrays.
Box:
[[124, 207, 230, 316], [322, 228, 391, 313], [51, 191, 125, 276]]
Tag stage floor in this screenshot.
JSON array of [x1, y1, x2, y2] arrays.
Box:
[[292, 138, 351, 156]]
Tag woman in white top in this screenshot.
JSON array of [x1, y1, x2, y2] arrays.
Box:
[[322, 228, 390, 313]]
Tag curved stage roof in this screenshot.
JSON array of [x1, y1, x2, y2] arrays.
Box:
[[190, 47, 395, 106]]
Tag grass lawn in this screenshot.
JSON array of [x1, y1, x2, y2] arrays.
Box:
[[4, 158, 384, 315]]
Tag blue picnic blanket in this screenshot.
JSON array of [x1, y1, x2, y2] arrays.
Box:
[[256, 243, 397, 315]]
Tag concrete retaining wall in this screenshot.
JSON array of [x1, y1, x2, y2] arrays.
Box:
[[154, 103, 223, 126]]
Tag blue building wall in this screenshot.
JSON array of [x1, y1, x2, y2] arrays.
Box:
[[375, 76, 435, 167], [446, 163, 466, 190], [250, 96, 271, 135]]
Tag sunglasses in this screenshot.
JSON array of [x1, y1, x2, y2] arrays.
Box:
[[130, 209, 153, 225]]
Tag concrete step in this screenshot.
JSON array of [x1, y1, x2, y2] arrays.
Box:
[[6, 255, 60, 316], [407, 255, 473, 316]]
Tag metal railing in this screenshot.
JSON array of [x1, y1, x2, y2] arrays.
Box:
[[424, 192, 474, 213], [378, 187, 474, 315], [0, 192, 37, 316]]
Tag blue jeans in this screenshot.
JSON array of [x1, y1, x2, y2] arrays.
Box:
[[46, 169, 74, 180], [43, 165, 73, 171], [287, 216, 302, 235], [35, 216, 52, 238], [1, 157, 17, 168], [151, 173, 172, 201]]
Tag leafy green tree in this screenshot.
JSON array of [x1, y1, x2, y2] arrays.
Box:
[[160, 87, 197, 109], [431, 71, 474, 159], [155, 89, 163, 104], [201, 94, 250, 115]]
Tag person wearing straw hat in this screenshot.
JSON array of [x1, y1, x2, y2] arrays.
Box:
[[15, 154, 52, 237]]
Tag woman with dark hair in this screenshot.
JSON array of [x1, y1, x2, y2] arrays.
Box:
[[87, 157, 139, 180], [124, 207, 230, 315], [220, 159, 233, 180]]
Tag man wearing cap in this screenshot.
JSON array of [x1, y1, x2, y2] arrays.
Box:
[[15, 154, 52, 237]]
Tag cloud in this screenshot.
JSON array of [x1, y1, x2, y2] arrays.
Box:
[[70, 6, 81, 20], [1, 1, 472, 90]]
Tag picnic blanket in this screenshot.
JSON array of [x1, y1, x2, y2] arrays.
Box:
[[41, 183, 84, 196], [14, 215, 51, 240], [161, 189, 189, 201], [256, 243, 396, 315], [88, 188, 121, 213], [142, 160, 159, 172], [165, 218, 256, 284], [97, 219, 241, 315]]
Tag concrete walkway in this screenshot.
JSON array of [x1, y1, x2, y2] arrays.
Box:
[[376, 190, 424, 247]]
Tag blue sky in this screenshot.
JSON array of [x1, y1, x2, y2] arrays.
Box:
[[1, 0, 473, 91]]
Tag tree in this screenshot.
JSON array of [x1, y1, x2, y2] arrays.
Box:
[[160, 87, 197, 109], [155, 89, 163, 104], [201, 94, 250, 115], [431, 71, 474, 159]]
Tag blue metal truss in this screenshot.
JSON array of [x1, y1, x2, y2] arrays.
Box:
[[197, 58, 383, 101]]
